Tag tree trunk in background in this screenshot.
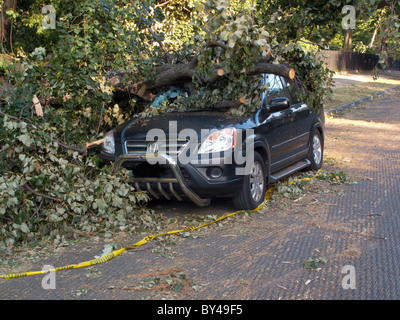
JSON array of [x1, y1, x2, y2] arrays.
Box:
[[0, 0, 18, 50], [342, 28, 352, 52]]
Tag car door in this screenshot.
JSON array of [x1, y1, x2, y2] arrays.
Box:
[[257, 74, 298, 172], [281, 77, 313, 160]]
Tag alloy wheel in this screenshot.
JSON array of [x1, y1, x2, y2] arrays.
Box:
[[313, 134, 322, 165], [249, 161, 264, 203]]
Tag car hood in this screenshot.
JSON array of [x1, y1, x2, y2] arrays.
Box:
[[115, 110, 254, 142]]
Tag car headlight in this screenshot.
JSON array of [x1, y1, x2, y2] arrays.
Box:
[[103, 130, 115, 154], [198, 127, 237, 154]]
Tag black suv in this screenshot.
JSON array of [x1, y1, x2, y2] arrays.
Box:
[[99, 74, 324, 210]]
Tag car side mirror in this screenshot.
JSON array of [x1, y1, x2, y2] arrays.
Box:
[[267, 97, 290, 112]]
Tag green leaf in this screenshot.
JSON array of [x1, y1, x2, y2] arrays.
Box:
[[303, 256, 328, 270], [173, 283, 183, 292], [20, 223, 29, 233], [49, 214, 62, 222], [319, 257, 328, 264], [153, 7, 165, 23], [228, 37, 236, 48], [220, 31, 229, 41], [17, 133, 34, 147]]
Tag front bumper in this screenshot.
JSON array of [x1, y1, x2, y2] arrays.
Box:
[[113, 152, 212, 207]]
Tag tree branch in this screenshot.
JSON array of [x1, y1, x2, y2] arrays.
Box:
[[206, 40, 227, 51], [22, 183, 62, 202], [1, 109, 88, 155], [52, 138, 87, 155], [214, 97, 245, 109], [249, 62, 295, 79], [108, 44, 295, 104]]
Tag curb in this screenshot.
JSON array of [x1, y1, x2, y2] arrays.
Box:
[[325, 85, 400, 115]]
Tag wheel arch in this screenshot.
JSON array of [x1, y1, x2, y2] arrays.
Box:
[[310, 122, 324, 147], [252, 140, 271, 184]]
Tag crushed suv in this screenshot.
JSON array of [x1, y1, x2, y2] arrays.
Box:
[[99, 74, 325, 210]]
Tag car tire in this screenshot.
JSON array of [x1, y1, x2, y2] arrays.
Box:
[[233, 151, 267, 210], [307, 129, 323, 171]]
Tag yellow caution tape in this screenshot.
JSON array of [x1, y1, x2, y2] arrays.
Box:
[[0, 170, 321, 280]]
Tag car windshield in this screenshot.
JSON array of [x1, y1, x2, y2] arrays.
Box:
[[150, 86, 188, 109], [150, 73, 291, 114]]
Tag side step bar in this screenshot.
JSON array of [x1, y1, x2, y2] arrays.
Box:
[[269, 159, 311, 183]]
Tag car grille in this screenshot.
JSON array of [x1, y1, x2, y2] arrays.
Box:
[[125, 139, 188, 158], [125, 162, 191, 181], [122, 139, 199, 202]]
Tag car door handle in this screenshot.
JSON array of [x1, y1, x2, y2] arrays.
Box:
[[283, 110, 295, 121], [288, 109, 296, 121]]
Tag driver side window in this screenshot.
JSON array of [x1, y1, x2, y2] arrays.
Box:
[[283, 77, 306, 105], [261, 74, 287, 105]]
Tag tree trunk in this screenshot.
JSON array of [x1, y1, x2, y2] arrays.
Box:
[[249, 62, 295, 79], [342, 28, 352, 52], [0, 0, 18, 50], [108, 58, 295, 101]]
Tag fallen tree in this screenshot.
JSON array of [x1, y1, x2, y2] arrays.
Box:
[[107, 53, 296, 103], [106, 44, 296, 117], [102, 1, 299, 116]]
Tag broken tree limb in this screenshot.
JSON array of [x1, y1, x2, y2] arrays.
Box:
[[205, 40, 228, 51], [107, 51, 295, 101], [204, 68, 226, 85], [107, 60, 197, 100], [52, 138, 87, 155], [216, 68, 224, 76], [214, 97, 245, 109], [249, 62, 295, 79], [147, 60, 197, 90], [109, 62, 294, 92]]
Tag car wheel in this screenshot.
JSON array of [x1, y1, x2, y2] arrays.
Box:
[[233, 152, 267, 210], [307, 130, 323, 171]]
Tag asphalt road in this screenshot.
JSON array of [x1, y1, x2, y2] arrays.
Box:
[[1, 89, 400, 301]]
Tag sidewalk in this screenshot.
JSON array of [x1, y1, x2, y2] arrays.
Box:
[[332, 70, 400, 88], [326, 71, 400, 114]]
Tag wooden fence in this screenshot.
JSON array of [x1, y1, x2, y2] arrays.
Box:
[[321, 50, 400, 72]]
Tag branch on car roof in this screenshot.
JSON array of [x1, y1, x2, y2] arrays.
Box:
[[214, 97, 246, 109], [249, 62, 295, 79], [106, 40, 295, 104], [108, 62, 293, 98]]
